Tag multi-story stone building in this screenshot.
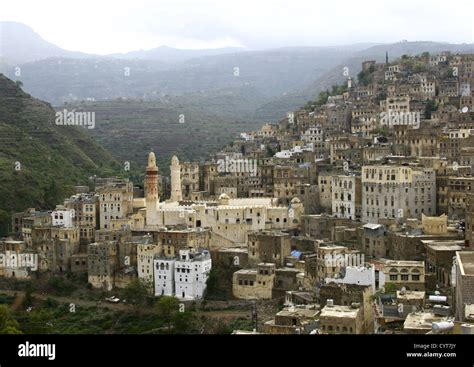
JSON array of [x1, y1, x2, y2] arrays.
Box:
[[181, 161, 201, 200], [64, 193, 98, 246], [88, 242, 118, 290], [331, 174, 361, 220], [233, 263, 276, 300], [455, 251, 474, 321], [319, 302, 365, 334], [361, 165, 436, 223], [248, 231, 291, 268], [382, 260, 425, 291], [97, 178, 133, 230]]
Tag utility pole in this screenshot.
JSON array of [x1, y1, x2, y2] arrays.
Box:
[[252, 301, 258, 332]]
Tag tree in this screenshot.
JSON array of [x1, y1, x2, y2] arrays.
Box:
[[123, 278, 152, 311], [23, 310, 54, 334], [172, 311, 195, 334], [23, 281, 36, 308], [0, 209, 11, 237], [425, 100, 438, 119], [0, 305, 22, 334], [383, 282, 398, 294], [155, 296, 179, 332]]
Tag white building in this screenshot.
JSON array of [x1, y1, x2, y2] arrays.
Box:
[[325, 264, 379, 293], [51, 207, 74, 228], [175, 250, 212, 300], [153, 249, 212, 300], [154, 257, 175, 296], [331, 174, 360, 220]]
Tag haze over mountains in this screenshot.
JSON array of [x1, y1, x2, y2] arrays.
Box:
[[2, 21, 474, 121], [2, 21, 474, 176]]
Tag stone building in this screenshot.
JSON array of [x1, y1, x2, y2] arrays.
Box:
[[273, 164, 312, 206], [319, 303, 365, 334], [423, 240, 463, 288], [88, 241, 118, 290], [137, 242, 160, 287], [455, 251, 474, 321], [361, 223, 389, 259], [157, 227, 210, 257], [97, 178, 133, 230], [181, 161, 201, 200], [214, 247, 248, 268], [466, 193, 474, 247], [263, 307, 318, 334], [319, 282, 374, 333], [0, 239, 36, 279], [362, 165, 436, 223], [382, 260, 425, 291], [232, 263, 275, 299], [248, 231, 291, 268], [315, 245, 360, 284], [63, 193, 98, 247]]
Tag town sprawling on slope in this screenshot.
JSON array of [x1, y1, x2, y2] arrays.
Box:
[[2, 51, 474, 335]]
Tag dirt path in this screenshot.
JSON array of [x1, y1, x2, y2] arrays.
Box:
[[0, 289, 130, 311]]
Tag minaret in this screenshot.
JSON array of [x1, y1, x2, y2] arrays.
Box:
[[170, 155, 183, 202], [386, 51, 389, 65], [146, 152, 159, 200], [146, 152, 159, 226]]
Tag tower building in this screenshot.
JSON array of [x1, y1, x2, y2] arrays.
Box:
[[170, 155, 183, 202]]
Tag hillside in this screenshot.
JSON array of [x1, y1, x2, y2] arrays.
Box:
[[0, 74, 120, 235], [68, 89, 266, 176], [2, 47, 356, 107], [254, 42, 474, 119], [110, 45, 246, 63]]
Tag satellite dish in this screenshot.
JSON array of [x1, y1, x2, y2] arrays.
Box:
[[462, 106, 469, 113]]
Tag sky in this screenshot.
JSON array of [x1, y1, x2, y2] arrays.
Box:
[[1, 0, 474, 54]]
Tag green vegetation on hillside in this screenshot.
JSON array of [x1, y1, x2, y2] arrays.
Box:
[[69, 97, 264, 177], [0, 74, 121, 236]]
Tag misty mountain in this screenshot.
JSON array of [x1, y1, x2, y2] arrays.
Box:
[[3, 46, 356, 108], [254, 41, 474, 120], [110, 45, 247, 63], [0, 21, 96, 65]]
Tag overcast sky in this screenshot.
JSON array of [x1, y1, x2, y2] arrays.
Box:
[[1, 0, 474, 54]]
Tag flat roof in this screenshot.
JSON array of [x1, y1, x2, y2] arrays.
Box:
[[277, 308, 318, 318], [385, 260, 424, 267], [457, 251, 474, 276], [404, 312, 448, 330], [363, 223, 383, 230], [218, 248, 248, 254], [397, 291, 426, 300], [234, 269, 257, 275], [426, 244, 463, 252], [320, 305, 359, 318]]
